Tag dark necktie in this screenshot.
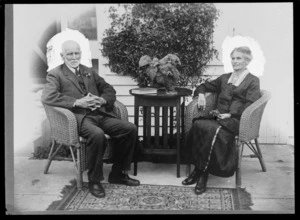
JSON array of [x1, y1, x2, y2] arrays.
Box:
[[75, 68, 87, 95]]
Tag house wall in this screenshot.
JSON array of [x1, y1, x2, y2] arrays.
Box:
[[12, 3, 294, 156], [213, 3, 294, 145]]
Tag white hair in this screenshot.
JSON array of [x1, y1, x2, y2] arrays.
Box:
[[230, 46, 253, 63]]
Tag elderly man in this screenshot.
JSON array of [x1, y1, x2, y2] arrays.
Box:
[[41, 40, 140, 198]]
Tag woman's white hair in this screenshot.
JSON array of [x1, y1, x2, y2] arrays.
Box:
[[230, 46, 253, 63]]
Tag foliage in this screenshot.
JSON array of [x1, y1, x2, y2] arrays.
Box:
[[139, 54, 181, 91], [101, 3, 219, 87]]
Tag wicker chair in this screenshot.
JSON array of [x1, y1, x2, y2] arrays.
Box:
[[184, 90, 271, 187], [43, 100, 129, 190]]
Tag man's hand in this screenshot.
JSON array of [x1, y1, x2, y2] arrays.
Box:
[[197, 94, 206, 110], [88, 98, 106, 111], [74, 93, 106, 110], [86, 93, 106, 111], [74, 96, 92, 109]]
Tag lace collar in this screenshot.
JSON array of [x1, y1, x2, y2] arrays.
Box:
[[227, 69, 250, 86]]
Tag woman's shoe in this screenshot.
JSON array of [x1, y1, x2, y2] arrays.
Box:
[[182, 169, 201, 185], [195, 171, 209, 195]]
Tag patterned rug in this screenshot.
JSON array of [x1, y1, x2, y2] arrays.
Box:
[[47, 181, 252, 211]]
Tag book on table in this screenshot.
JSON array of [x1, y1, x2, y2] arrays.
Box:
[[131, 87, 158, 94]]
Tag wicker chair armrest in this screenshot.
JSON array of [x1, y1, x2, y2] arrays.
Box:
[[239, 90, 271, 142], [43, 104, 80, 147], [113, 100, 129, 121], [184, 92, 218, 134], [44, 100, 129, 147], [184, 98, 198, 134]]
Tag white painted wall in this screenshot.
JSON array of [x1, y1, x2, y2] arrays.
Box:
[[12, 3, 294, 156], [13, 4, 61, 156], [213, 3, 294, 144]]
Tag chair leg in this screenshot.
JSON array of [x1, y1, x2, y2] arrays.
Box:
[[69, 146, 78, 171], [236, 139, 243, 188], [43, 141, 63, 174], [76, 146, 83, 190], [254, 139, 267, 172]]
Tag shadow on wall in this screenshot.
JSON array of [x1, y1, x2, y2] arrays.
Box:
[[29, 21, 61, 157], [30, 21, 61, 85]]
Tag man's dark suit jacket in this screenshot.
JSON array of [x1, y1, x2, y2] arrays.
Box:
[[41, 63, 117, 130]]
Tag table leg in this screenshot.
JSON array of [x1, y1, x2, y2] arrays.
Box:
[[181, 98, 185, 139], [176, 101, 181, 177], [143, 106, 147, 149], [162, 107, 168, 149], [170, 107, 174, 144], [154, 106, 160, 148], [133, 105, 139, 176], [146, 106, 151, 149]]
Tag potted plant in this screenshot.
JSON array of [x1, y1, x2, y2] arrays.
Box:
[[138, 53, 182, 93], [101, 3, 219, 90]]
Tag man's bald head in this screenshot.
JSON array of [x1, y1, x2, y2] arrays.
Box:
[[61, 40, 81, 53]]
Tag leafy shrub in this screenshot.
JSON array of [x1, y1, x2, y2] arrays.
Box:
[[101, 3, 219, 87]]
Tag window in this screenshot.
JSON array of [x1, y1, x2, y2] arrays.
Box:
[[68, 6, 97, 40], [91, 59, 99, 73]]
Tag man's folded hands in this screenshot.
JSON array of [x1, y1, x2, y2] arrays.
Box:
[[86, 93, 106, 111], [74, 93, 106, 110]]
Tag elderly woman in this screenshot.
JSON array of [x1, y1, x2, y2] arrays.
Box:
[[182, 46, 261, 195]]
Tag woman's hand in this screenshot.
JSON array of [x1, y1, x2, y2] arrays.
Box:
[[217, 113, 231, 120], [197, 94, 206, 110]]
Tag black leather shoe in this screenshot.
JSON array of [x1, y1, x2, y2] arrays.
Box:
[[88, 182, 105, 198], [108, 172, 140, 186], [195, 172, 209, 195], [182, 169, 201, 185]]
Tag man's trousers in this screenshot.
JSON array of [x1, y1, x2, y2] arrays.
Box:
[[79, 114, 137, 183]]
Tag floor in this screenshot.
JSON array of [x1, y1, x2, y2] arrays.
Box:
[[9, 144, 294, 214]]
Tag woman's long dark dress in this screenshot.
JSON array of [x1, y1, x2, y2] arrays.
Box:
[[184, 72, 261, 177]]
